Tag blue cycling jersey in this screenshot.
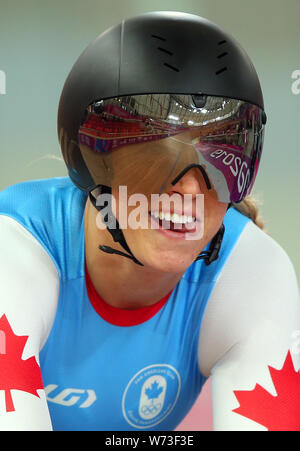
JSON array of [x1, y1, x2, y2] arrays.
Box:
[[0, 177, 250, 431]]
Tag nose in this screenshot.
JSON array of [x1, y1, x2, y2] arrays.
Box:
[[170, 167, 204, 196]]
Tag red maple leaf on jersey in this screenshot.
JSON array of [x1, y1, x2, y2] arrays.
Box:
[[233, 351, 300, 431], [0, 314, 44, 412]]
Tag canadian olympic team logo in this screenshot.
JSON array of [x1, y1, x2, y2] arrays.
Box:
[[122, 364, 181, 429]]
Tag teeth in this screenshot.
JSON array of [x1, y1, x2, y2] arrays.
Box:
[[152, 211, 195, 224]]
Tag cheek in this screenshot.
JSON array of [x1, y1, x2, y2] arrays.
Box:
[[112, 188, 151, 228], [202, 198, 228, 236], [204, 193, 228, 217]]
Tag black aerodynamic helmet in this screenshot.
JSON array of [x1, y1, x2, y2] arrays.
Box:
[[58, 11, 267, 266]]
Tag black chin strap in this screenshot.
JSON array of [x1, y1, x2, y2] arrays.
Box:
[[195, 202, 231, 266], [89, 186, 231, 267], [195, 223, 225, 265], [89, 187, 144, 266]]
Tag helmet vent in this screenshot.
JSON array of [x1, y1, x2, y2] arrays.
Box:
[[215, 67, 227, 75], [216, 40, 228, 75], [157, 46, 173, 56], [151, 34, 166, 41], [163, 63, 180, 72], [151, 34, 180, 72], [217, 51, 228, 59]]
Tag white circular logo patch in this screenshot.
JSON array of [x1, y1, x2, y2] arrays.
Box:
[[122, 364, 181, 429]]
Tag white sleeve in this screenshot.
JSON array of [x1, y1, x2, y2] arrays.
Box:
[[0, 215, 59, 431], [198, 220, 300, 431]]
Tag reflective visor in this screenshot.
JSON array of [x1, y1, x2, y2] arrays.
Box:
[[78, 94, 265, 203]]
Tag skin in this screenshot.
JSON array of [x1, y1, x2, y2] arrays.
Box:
[[84, 167, 228, 309]]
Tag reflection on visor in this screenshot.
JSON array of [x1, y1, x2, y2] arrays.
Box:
[[77, 94, 265, 203]]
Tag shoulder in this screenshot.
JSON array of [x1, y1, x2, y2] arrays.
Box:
[[0, 176, 83, 217], [211, 218, 298, 302], [221, 218, 297, 284], [0, 177, 88, 277], [198, 220, 300, 376], [0, 215, 59, 350], [222, 219, 298, 291]]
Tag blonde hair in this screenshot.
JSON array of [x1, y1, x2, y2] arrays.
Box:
[[232, 195, 268, 233]]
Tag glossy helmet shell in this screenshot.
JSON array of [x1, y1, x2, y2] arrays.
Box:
[[58, 11, 265, 191]]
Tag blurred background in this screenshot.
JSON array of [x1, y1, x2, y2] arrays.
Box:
[[0, 0, 299, 431]]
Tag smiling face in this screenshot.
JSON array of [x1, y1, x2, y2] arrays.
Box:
[[109, 166, 228, 274]]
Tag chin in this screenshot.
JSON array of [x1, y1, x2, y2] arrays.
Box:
[[125, 229, 203, 273], [139, 248, 198, 274]]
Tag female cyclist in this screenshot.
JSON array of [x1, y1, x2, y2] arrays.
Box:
[[0, 11, 299, 431]]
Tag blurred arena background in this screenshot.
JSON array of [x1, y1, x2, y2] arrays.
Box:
[[0, 0, 299, 431]]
